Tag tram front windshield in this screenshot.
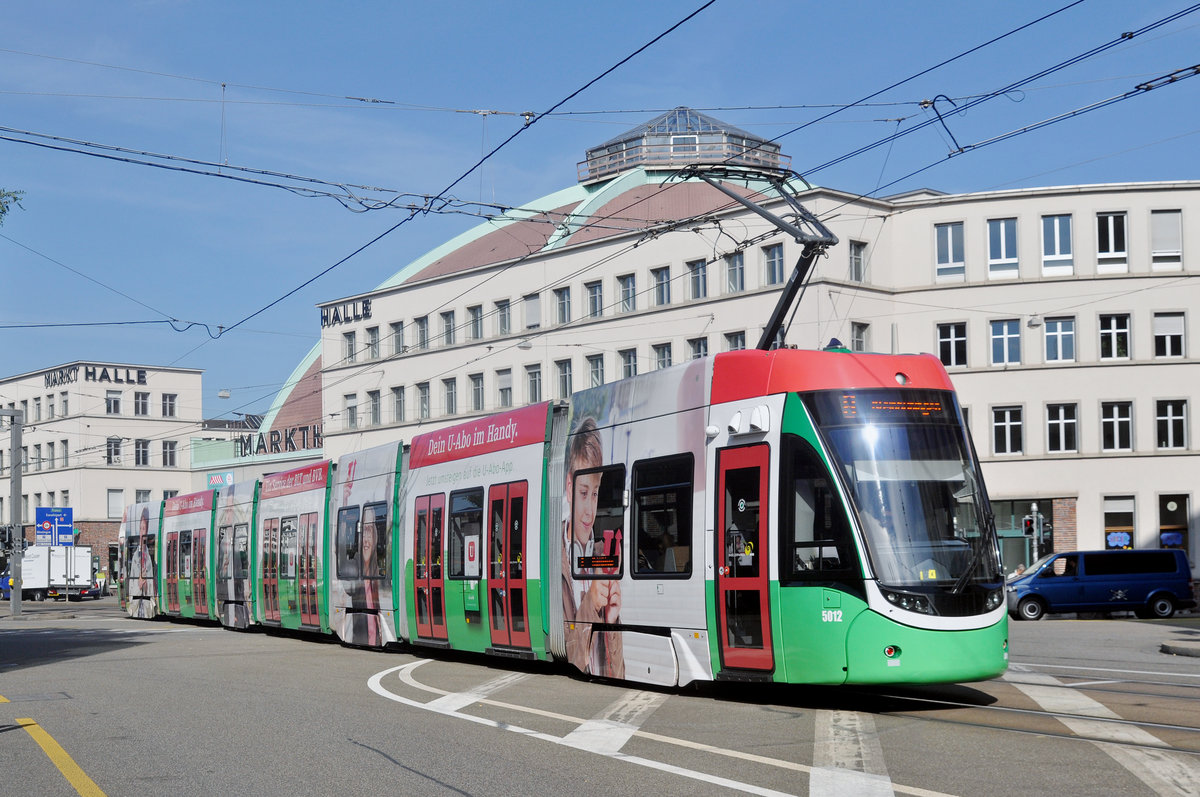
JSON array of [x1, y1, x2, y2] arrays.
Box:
[[805, 389, 1002, 592]]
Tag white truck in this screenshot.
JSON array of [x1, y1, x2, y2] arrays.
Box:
[[3, 545, 94, 601]]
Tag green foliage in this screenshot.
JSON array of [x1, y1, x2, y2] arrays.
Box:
[[0, 188, 25, 226]]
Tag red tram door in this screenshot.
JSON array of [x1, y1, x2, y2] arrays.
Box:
[[487, 482, 531, 650], [262, 517, 281, 623], [165, 532, 180, 612], [298, 512, 320, 627], [193, 529, 209, 617], [413, 495, 448, 640], [716, 444, 774, 672]]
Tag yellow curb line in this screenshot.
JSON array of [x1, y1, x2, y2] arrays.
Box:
[[16, 718, 107, 797]]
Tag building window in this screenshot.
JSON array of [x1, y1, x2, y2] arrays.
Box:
[[725, 331, 745, 351], [136, 489, 151, 504], [443, 379, 457, 416], [652, 267, 671, 306], [620, 349, 638, 378], [162, 393, 177, 417], [163, 490, 178, 500], [33, 397, 41, 421], [1101, 401, 1133, 451], [1096, 212, 1127, 271], [367, 390, 381, 426], [468, 306, 483, 340], [586, 282, 603, 318], [366, 326, 380, 359], [1153, 312, 1185, 358], [587, 354, 604, 387], [390, 321, 405, 355], [764, 243, 784, 285], [1099, 313, 1130, 360], [653, 343, 672, 370], [470, 374, 484, 411], [496, 301, 511, 335], [689, 337, 708, 359], [1044, 317, 1076, 362], [687, 259, 708, 299], [1156, 399, 1187, 449], [33, 444, 41, 471], [618, 274, 636, 313], [343, 330, 357, 363], [135, 439, 150, 466], [391, 386, 405, 423], [849, 240, 866, 282], [60, 391, 68, 416], [107, 490, 123, 519], [523, 293, 541, 329], [1041, 214, 1073, 274], [441, 311, 456, 347], [1150, 209, 1183, 270], [162, 440, 177, 468], [414, 316, 429, 349], [526, 365, 541, 403], [104, 390, 121, 415], [554, 287, 571, 324], [106, 437, 122, 465], [725, 252, 745, 292], [850, 322, 869, 353], [992, 407, 1023, 455], [343, 394, 358, 429], [1159, 494, 1189, 550], [556, 360, 573, 398], [987, 218, 1018, 277], [1047, 403, 1078, 453], [937, 322, 967, 367], [46, 395, 54, 419], [1103, 496, 1135, 549], [60, 440, 69, 467], [497, 370, 512, 408], [133, 391, 149, 416], [45, 441, 54, 469], [417, 383, 431, 419], [935, 222, 965, 278], [990, 319, 1020, 366]]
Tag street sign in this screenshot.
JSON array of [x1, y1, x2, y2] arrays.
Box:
[[34, 507, 74, 546]]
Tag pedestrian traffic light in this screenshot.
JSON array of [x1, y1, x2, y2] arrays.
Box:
[[1022, 515, 1034, 536], [1040, 521, 1053, 549]]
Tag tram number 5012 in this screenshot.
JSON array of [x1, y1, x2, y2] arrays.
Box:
[[821, 609, 843, 623]]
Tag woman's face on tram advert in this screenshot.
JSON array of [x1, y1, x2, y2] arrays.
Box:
[[570, 470, 601, 547]]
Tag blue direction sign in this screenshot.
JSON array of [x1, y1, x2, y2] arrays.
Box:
[[35, 507, 74, 546]]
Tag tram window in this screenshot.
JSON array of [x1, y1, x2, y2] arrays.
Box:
[[632, 454, 693, 578], [448, 488, 484, 580], [362, 502, 388, 580], [780, 434, 857, 582], [336, 506, 362, 579], [180, 532, 193, 578], [569, 465, 626, 580], [217, 525, 232, 578], [233, 524, 249, 579], [279, 517, 298, 579]]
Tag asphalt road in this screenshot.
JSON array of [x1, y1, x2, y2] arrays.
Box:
[[3, 600, 1199, 796]]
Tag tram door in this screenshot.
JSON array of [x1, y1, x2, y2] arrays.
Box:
[[165, 532, 180, 612], [487, 482, 531, 650], [413, 495, 448, 640], [262, 517, 281, 623], [298, 513, 320, 627], [716, 444, 774, 672], [192, 530, 209, 617]]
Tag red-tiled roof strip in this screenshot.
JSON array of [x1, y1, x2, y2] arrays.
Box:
[[710, 349, 955, 405]]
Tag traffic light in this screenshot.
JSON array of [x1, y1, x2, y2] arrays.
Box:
[[1040, 521, 1053, 549], [1022, 515, 1034, 536]]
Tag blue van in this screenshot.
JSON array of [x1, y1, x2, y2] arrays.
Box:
[[1007, 549, 1195, 621]]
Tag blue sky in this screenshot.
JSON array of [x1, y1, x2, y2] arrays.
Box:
[[3, 1, 1198, 420]]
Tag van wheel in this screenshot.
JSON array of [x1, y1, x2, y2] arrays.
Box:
[[1147, 595, 1176, 619], [1018, 598, 1046, 621]]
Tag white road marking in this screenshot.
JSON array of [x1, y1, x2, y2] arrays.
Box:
[[1003, 672, 1200, 797], [1010, 661, 1200, 679], [810, 709, 895, 797], [372, 660, 956, 797], [561, 689, 668, 755], [427, 671, 530, 712]]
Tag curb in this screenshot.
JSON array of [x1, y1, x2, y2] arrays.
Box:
[[1160, 641, 1200, 657]]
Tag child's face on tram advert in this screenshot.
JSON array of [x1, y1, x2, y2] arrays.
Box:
[[570, 470, 601, 546]]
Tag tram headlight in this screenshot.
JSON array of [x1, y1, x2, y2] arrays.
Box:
[[985, 589, 1004, 611], [880, 586, 933, 615]]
